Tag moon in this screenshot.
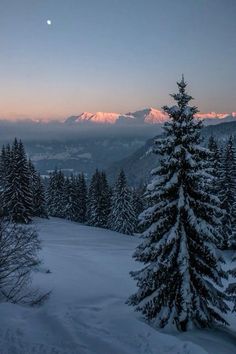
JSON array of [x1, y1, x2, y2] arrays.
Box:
[[47, 20, 52, 26]]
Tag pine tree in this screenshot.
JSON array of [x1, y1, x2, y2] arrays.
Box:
[[46, 169, 65, 218], [28, 159, 47, 218], [76, 173, 87, 223], [207, 137, 225, 248], [109, 170, 136, 235], [64, 175, 79, 221], [46, 170, 57, 216], [0, 145, 9, 216], [87, 170, 111, 228], [127, 77, 229, 331], [220, 136, 236, 249], [4, 139, 33, 223], [208, 136, 222, 195], [87, 170, 101, 226], [227, 255, 236, 312], [99, 172, 111, 228], [62, 177, 71, 219]]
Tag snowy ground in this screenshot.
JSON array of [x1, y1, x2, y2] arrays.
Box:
[[0, 218, 235, 354]]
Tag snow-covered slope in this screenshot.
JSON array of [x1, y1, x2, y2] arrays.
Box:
[[64, 109, 236, 126], [0, 218, 235, 354]]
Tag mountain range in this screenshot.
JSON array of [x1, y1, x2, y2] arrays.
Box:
[[64, 108, 236, 126], [1, 108, 236, 127]]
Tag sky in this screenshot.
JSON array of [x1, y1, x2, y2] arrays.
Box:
[[0, 0, 235, 120]]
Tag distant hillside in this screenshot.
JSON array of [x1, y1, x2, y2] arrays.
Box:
[[107, 121, 236, 186], [202, 121, 236, 140]]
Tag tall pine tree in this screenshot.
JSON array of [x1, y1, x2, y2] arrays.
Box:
[[128, 77, 229, 331], [220, 136, 236, 249], [109, 170, 136, 235], [76, 173, 87, 223], [46, 169, 66, 218], [207, 136, 225, 248], [28, 159, 48, 218], [87, 170, 102, 226], [4, 139, 33, 223], [99, 172, 111, 228], [87, 170, 111, 227], [0, 145, 9, 216]]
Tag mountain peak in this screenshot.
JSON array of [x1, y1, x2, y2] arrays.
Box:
[[127, 107, 168, 124]]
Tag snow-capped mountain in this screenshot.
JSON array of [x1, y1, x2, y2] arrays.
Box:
[[64, 108, 236, 126], [125, 108, 167, 124], [65, 111, 134, 125], [64, 108, 167, 125]]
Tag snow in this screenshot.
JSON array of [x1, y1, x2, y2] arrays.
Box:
[[77, 152, 92, 159], [62, 109, 236, 127], [0, 218, 235, 354]]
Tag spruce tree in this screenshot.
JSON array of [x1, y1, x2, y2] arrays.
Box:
[[62, 177, 71, 219], [99, 172, 111, 228], [221, 136, 236, 249], [87, 170, 111, 228], [28, 159, 47, 218], [46, 170, 57, 216], [64, 175, 79, 221], [208, 136, 222, 197], [127, 77, 229, 331], [46, 169, 65, 218], [76, 173, 87, 223], [4, 139, 33, 223], [207, 136, 225, 248], [87, 170, 101, 226], [109, 170, 136, 235], [227, 256, 236, 312], [0, 145, 9, 216]]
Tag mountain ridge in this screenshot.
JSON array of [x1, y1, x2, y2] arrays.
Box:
[[64, 108, 236, 126]]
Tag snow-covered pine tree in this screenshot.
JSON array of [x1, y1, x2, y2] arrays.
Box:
[[99, 172, 111, 228], [0, 145, 8, 216], [207, 136, 225, 248], [208, 136, 222, 194], [87, 170, 111, 228], [46, 170, 57, 216], [46, 169, 65, 218], [4, 139, 33, 223], [227, 255, 236, 312], [0, 144, 12, 217], [28, 159, 48, 218], [127, 77, 229, 331], [109, 170, 136, 235], [132, 185, 145, 216], [62, 177, 71, 219], [76, 173, 87, 223], [220, 136, 236, 249], [87, 169, 101, 226], [64, 175, 79, 221], [33, 173, 48, 218], [0, 145, 6, 187]]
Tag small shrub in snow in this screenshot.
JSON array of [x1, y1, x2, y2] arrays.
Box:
[[0, 220, 48, 305]]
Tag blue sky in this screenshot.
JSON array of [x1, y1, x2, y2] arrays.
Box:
[[0, 0, 235, 119]]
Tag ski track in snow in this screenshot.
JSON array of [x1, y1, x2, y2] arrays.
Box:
[[0, 218, 235, 354]]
